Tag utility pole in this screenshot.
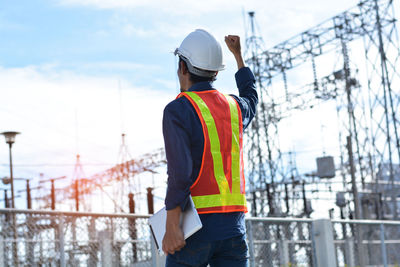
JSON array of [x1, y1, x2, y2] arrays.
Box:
[[18, 185, 42, 210], [75, 180, 79, 211], [26, 180, 31, 209], [51, 180, 55, 210], [302, 182, 310, 218], [146, 187, 154, 215], [266, 183, 274, 215], [252, 191, 257, 217], [340, 207, 347, 239], [285, 183, 290, 214], [39, 176, 66, 210], [4, 189, 9, 208]]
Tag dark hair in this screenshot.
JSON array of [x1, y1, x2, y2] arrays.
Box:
[[179, 58, 217, 83]]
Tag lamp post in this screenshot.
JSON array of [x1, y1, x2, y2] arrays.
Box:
[[1, 131, 20, 266], [1, 131, 20, 209]]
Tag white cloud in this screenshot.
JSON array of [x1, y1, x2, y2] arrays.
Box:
[[57, 0, 357, 18], [79, 61, 161, 72], [58, 0, 240, 14], [121, 24, 154, 37], [61, 0, 360, 60], [0, 64, 176, 181]]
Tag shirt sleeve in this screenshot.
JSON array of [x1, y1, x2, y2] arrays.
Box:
[[230, 67, 258, 130], [162, 101, 192, 211]]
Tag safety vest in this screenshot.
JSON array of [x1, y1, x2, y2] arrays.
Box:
[[177, 90, 247, 214]]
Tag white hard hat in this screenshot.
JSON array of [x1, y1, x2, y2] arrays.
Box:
[[174, 29, 225, 77]]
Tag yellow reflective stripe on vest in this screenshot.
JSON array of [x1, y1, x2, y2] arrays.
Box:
[[185, 92, 230, 196], [226, 94, 241, 195], [192, 193, 246, 209], [185, 92, 245, 209]]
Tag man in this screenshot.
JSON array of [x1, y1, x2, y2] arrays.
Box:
[[162, 29, 258, 267]]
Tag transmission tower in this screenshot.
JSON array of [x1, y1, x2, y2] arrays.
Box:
[[245, 11, 288, 216], [51, 148, 166, 213], [72, 154, 86, 211], [115, 133, 143, 213], [245, 0, 400, 219]]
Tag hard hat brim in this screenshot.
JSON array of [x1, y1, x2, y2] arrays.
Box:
[[174, 46, 225, 72]]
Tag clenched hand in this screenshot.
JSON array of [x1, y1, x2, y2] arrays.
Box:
[[225, 35, 241, 55], [225, 35, 245, 69]]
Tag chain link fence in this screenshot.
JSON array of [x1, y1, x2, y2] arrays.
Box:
[[247, 217, 400, 267], [246, 218, 315, 266], [332, 219, 400, 267], [0, 209, 400, 266], [0, 209, 153, 267]]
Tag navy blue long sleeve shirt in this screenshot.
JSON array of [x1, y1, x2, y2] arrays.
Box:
[[162, 67, 258, 241]]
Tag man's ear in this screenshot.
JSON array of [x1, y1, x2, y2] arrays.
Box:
[[180, 61, 188, 75]]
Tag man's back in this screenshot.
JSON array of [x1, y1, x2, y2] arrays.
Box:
[[162, 31, 258, 267], [163, 70, 257, 234]]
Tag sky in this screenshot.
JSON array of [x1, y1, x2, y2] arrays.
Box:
[[0, 0, 366, 211]]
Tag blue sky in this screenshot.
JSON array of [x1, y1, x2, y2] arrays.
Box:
[[0, 0, 176, 87], [0, 0, 361, 83], [0, 0, 364, 211]]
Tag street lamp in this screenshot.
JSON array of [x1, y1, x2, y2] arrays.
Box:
[[1, 131, 20, 209], [1, 131, 20, 266]]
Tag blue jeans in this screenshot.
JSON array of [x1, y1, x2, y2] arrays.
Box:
[[165, 234, 249, 267]]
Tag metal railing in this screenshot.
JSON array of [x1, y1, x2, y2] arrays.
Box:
[[0, 208, 153, 267], [331, 219, 400, 267], [246, 217, 315, 267], [246, 217, 400, 267], [0, 208, 399, 267]]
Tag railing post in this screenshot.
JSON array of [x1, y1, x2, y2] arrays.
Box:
[[355, 224, 366, 267], [278, 240, 289, 266], [379, 223, 388, 267], [12, 213, 18, 267], [311, 219, 337, 267], [344, 237, 356, 267], [246, 220, 256, 267], [0, 235, 4, 267], [150, 232, 166, 267], [25, 214, 34, 266], [310, 222, 318, 267], [58, 216, 66, 267], [88, 217, 97, 266], [99, 230, 112, 266]]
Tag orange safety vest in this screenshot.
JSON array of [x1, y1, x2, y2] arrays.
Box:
[[177, 90, 247, 214]]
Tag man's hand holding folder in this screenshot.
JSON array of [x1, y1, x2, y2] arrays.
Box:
[[162, 206, 186, 255], [148, 196, 202, 255]]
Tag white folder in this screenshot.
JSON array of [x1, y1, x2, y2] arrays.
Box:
[[149, 196, 203, 254]]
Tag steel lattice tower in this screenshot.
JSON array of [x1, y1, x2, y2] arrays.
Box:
[[245, 0, 400, 218]]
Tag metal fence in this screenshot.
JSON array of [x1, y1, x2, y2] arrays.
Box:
[[0, 209, 153, 267], [1, 208, 400, 267], [246, 217, 315, 266], [247, 217, 400, 267], [331, 219, 400, 267]]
